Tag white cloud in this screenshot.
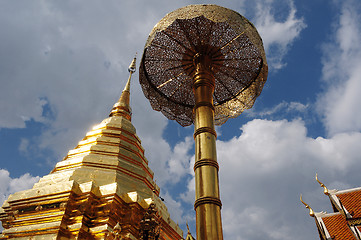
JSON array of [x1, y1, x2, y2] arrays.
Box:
[[247, 101, 309, 118], [0, 1, 194, 164], [166, 137, 193, 182], [252, 0, 306, 70], [318, 0, 361, 136], [18, 138, 30, 155], [218, 119, 361, 239], [178, 118, 361, 239], [0, 0, 307, 169], [161, 191, 184, 225], [223, 206, 295, 240], [180, 177, 195, 205], [144, 135, 193, 187]]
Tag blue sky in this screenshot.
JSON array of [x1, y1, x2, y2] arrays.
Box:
[[1, 0, 361, 239]]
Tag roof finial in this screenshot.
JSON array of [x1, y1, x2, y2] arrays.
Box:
[[186, 221, 190, 233], [300, 194, 315, 217], [109, 54, 137, 120], [316, 173, 329, 195], [185, 222, 195, 240]]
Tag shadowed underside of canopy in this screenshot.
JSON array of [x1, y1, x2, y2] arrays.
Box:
[[139, 4, 268, 126]]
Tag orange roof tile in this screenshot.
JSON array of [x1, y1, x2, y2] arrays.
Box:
[[337, 189, 361, 218], [322, 214, 356, 240]]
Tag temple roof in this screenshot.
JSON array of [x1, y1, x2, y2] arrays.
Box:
[[335, 188, 361, 218], [321, 213, 356, 239], [302, 175, 361, 240]]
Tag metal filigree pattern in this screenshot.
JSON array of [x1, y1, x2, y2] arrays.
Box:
[[139, 4, 268, 126]]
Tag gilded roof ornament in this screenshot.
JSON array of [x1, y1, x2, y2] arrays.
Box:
[[185, 221, 196, 240], [316, 173, 329, 195], [300, 194, 315, 217]]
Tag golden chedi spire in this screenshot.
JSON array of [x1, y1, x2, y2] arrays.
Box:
[[0, 55, 182, 240], [110, 54, 136, 120]]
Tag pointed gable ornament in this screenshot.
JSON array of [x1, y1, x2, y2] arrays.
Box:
[[185, 222, 196, 240], [316, 173, 329, 195]]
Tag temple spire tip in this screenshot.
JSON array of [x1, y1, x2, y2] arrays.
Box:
[[123, 53, 137, 93], [128, 53, 137, 73], [109, 54, 137, 120]]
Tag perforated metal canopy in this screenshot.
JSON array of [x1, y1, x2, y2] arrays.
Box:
[[139, 4, 268, 126]]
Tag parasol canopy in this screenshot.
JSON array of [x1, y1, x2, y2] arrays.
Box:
[[139, 4, 268, 126]]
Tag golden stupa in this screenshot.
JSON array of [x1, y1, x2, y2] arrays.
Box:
[[0, 57, 183, 239]]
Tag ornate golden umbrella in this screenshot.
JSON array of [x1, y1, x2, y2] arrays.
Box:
[[139, 4, 268, 239]]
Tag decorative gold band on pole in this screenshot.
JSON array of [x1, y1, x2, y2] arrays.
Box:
[[193, 101, 215, 111], [194, 158, 219, 171], [193, 127, 217, 139], [194, 196, 223, 210]]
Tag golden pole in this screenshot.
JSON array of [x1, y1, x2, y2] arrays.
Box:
[[192, 54, 223, 240]]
